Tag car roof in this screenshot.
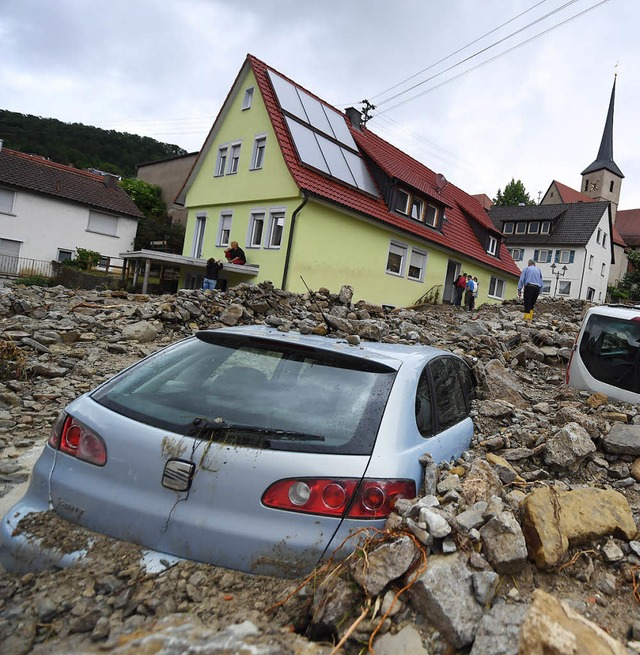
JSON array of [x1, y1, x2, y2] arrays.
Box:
[[201, 325, 455, 372], [585, 305, 640, 321]]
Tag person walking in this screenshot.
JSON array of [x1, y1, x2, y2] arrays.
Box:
[[453, 272, 467, 306], [518, 259, 543, 320], [202, 258, 223, 291]]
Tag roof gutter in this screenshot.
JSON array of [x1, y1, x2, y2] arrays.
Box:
[[281, 190, 309, 290]]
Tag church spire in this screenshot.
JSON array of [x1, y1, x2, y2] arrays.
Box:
[[581, 76, 624, 179]]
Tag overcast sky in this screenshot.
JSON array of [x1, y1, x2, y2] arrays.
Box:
[[2, 0, 638, 209]]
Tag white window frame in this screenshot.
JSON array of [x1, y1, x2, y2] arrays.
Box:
[[386, 241, 407, 277], [503, 222, 514, 234], [541, 279, 551, 294], [488, 276, 505, 299], [540, 222, 551, 234], [248, 211, 266, 248], [395, 189, 410, 215], [558, 280, 571, 296], [217, 211, 233, 247], [251, 135, 267, 170], [0, 187, 16, 214], [602, 233, 607, 248], [596, 228, 602, 244], [215, 146, 228, 177], [410, 197, 424, 221], [424, 204, 439, 228], [87, 210, 118, 237], [227, 142, 241, 175], [192, 213, 207, 258], [509, 248, 523, 261], [528, 222, 540, 234], [407, 249, 427, 282], [266, 210, 285, 249], [57, 249, 73, 262], [97, 255, 110, 269], [601, 262, 606, 277], [242, 87, 254, 110], [557, 249, 573, 264], [589, 254, 594, 269], [515, 222, 527, 234], [487, 235, 498, 256]]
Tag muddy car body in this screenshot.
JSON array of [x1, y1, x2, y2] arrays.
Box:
[[1, 326, 475, 577]]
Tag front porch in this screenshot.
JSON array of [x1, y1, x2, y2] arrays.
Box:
[[119, 250, 260, 294]]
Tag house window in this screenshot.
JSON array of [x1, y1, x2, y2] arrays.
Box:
[[193, 214, 206, 258], [386, 242, 406, 276], [242, 87, 254, 110], [57, 249, 73, 262], [509, 248, 524, 261], [215, 146, 228, 177], [541, 279, 551, 294], [251, 135, 266, 170], [97, 255, 110, 269], [528, 222, 540, 234], [515, 222, 526, 234], [559, 280, 571, 295], [424, 204, 439, 228], [248, 211, 265, 247], [503, 222, 514, 234], [267, 210, 285, 248], [217, 212, 232, 247], [228, 143, 241, 174], [610, 180, 615, 193], [555, 249, 575, 264], [596, 228, 602, 244], [589, 254, 594, 269], [395, 189, 410, 215], [534, 249, 551, 263], [602, 233, 607, 248], [408, 250, 426, 281], [587, 287, 595, 301], [540, 222, 551, 234], [488, 276, 505, 299], [87, 210, 118, 236], [601, 263, 606, 277], [584, 179, 589, 191], [410, 197, 424, 221], [0, 188, 16, 214], [487, 235, 498, 256]]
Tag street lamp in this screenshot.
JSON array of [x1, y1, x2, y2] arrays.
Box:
[[550, 263, 567, 297]]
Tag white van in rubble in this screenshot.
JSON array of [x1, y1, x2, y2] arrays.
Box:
[[566, 305, 640, 405]]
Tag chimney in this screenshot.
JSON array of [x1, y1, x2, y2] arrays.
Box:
[[345, 107, 363, 130], [104, 173, 118, 190]]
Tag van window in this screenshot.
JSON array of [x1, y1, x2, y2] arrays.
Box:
[[578, 314, 640, 393]]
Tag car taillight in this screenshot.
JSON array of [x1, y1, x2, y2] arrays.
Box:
[[262, 478, 416, 518], [48, 413, 107, 467]]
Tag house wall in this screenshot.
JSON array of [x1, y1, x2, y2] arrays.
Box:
[[0, 189, 138, 268], [608, 243, 627, 287]]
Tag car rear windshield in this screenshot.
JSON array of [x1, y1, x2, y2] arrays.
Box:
[[578, 313, 640, 393], [91, 332, 396, 455]]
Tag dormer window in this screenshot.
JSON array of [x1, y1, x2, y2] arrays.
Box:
[[410, 197, 423, 220], [395, 189, 410, 214], [515, 222, 526, 234], [424, 204, 438, 227], [394, 187, 441, 229], [528, 222, 539, 234], [487, 235, 498, 256], [540, 221, 550, 234], [503, 222, 514, 234]]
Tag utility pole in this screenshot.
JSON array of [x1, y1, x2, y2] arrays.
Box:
[[361, 100, 376, 125]]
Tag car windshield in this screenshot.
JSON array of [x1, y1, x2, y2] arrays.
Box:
[[579, 314, 640, 393], [91, 332, 396, 455]]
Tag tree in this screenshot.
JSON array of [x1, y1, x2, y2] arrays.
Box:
[[616, 250, 640, 301], [493, 178, 536, 206], [119, 178, 166, 219]]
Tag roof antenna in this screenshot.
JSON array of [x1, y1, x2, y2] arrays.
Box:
[[435, 173, 448, 193], [360, 99, 376, 125]]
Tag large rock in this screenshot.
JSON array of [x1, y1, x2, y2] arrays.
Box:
[[479, 512, 528, 574], [462, 458, 503, 506], [121, 320, 158, 343], [407, 552, 484, 648], [521, 486, 637, 569], [518, 589, 628, 654], [470, 603, 528, 655], [482, 359, 528, 408], [543, 422, 596, 472], [603, 423, 640, 456]]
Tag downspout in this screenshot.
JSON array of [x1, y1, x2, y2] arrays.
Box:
[[281, 190, 309, 290]]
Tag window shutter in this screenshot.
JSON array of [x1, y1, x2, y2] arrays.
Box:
[[569, 250, 575, 263], [554, 250, 560, 263], [533, 249, 539, 262]]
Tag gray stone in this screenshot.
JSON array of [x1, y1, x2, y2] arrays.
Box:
[[479, 512, 527, 574], [219, 304, 244, 326], [419, 507, 451, 538], [121, 320, 158, 343], [471, 570, 500, 606], [373, 625, 428, 655], [470, 603, 528, 655], [602, 539, 624, 562], [603, 423, 640, 456], [544, 422, 596, 472], [408, 552, 484, 648]]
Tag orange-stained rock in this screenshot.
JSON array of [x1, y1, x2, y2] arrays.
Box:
[[521, 487, 637, 569]]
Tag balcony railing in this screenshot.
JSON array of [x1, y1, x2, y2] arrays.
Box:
[[0, 255, 54, 279]]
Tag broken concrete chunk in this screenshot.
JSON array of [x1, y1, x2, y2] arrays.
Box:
[[603, 423, 640, 456], [518, 589, 628, 655], [544, 422, 596, 472], [470, 602, 528, 655], [479, 512, 528, 574], [462, 458, 503, 506]]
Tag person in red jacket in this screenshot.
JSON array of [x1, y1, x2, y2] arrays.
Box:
[[224, 241, 246, 265], [453, 272, 467, 306]]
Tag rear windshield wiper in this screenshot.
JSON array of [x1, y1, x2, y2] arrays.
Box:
[[189, 417, 325, 442]]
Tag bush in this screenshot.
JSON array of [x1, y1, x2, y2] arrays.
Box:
[[62, 248, 101, 271], [15, 274, 51, 287]]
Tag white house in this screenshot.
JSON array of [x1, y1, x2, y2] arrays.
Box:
[[0, 144, 143, 275]]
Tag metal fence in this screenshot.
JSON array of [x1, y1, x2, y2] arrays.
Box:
[[0, 255, 54, 279]]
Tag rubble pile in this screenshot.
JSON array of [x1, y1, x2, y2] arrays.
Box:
[[0, 280, 639, 655]]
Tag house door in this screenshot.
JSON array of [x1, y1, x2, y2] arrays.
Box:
[[0, 238, 21, 275], [443, 260, 460, 304]]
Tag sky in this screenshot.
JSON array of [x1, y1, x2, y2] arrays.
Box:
[[2, 0, 639, 209]]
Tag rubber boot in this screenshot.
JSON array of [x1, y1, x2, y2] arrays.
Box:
[[524, 311, 532, 321]]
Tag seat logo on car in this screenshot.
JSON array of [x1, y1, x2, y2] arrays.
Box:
[[162, 459, 196, 492]]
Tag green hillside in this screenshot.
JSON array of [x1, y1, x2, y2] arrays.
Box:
[[0, 109, 187, 177]]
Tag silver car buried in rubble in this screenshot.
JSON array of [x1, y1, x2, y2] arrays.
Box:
[[0, 326, 475, 577]]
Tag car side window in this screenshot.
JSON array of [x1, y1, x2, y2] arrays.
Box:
[[429, 357, 469, 431], [415, 369, 433, 437]]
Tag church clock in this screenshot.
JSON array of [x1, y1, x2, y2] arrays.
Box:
[[589, 180, 600, 192]]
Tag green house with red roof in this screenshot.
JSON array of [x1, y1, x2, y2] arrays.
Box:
[[176, 55, 520, 307]]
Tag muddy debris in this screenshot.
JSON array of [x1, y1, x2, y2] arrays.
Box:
[[0, 281, 639, 654]]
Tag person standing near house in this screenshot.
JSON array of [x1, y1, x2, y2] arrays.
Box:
[[454, 272, 467, 306], [465, 274, 477, 311], [518, 259, 543, 320], [202, 258, 223, 291], [224, 241, 246, 265]]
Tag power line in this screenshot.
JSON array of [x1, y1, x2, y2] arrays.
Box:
[[375, 0, 611, 117]]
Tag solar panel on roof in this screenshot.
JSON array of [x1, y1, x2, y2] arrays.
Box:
[[285, 118, 329, 174], [342, 149, 379, 196], [267, 70, 307, 123], [315, 133, 357, 187], [322, 105, 357, 149]]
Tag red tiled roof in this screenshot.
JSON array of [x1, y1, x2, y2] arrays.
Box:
[[616, 208, 640, 246], [551, 180, 595, 204], [248, 55, 520, 279], [0, 148, 144, 218]]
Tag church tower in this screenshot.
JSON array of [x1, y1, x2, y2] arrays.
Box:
[[581, 76, 623, 218]]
